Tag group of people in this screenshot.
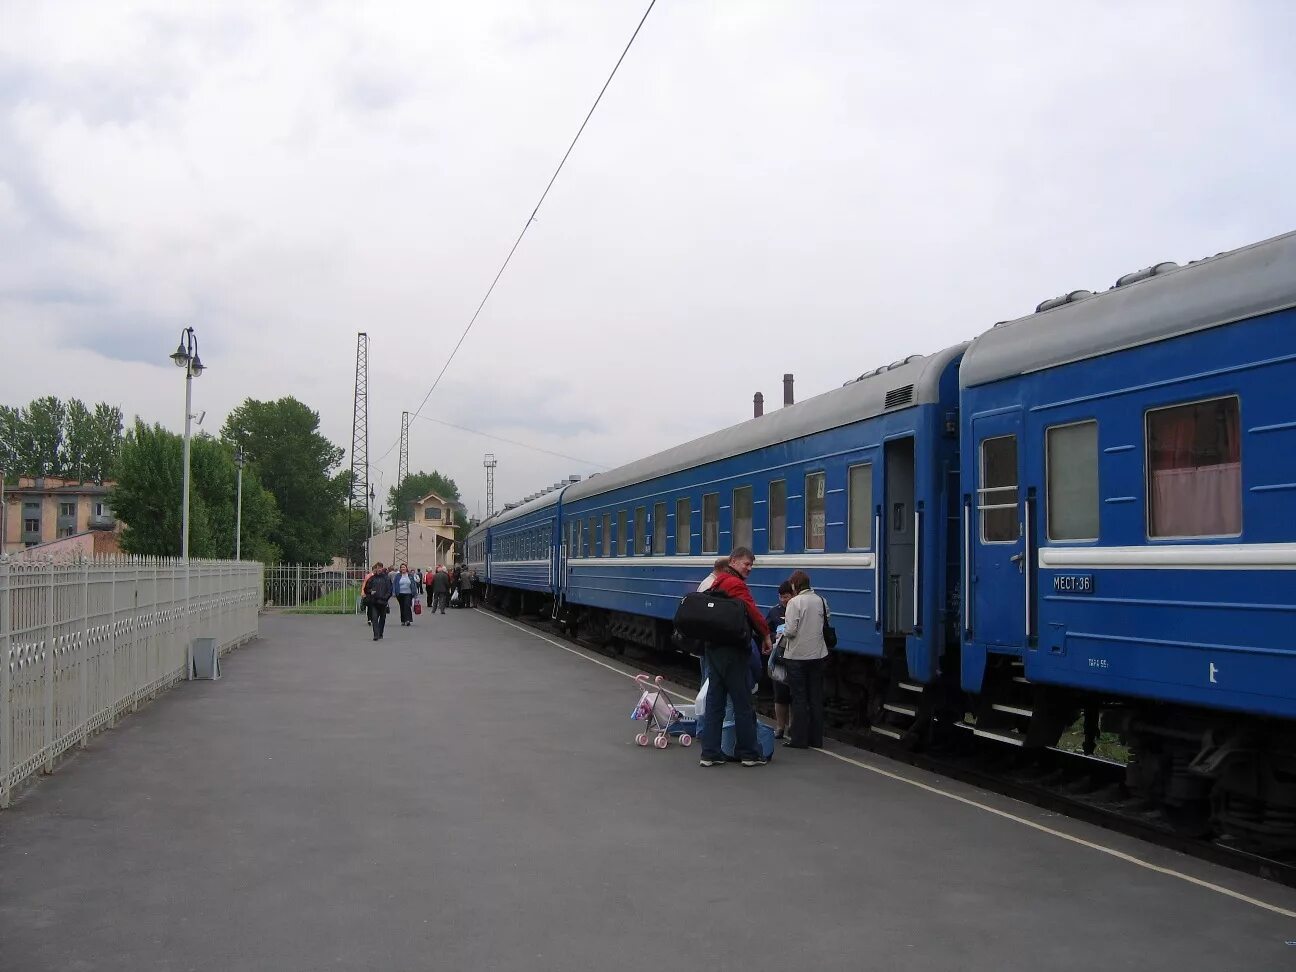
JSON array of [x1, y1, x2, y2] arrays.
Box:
[[359, 562, 480, 641], [695, 547, 829, 767]]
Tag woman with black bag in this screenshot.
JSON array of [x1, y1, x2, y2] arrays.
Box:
[[781, 570, 831, 749]]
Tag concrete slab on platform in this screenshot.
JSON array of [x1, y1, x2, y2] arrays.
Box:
[[1, 609, 1295, 971]]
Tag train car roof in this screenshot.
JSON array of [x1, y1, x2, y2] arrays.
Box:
[[961, 230, 1296, 388], [563, 343, 966, 503], [483, 489, 563, 530]]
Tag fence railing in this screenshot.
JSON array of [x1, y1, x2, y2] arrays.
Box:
[[263, 564, 367, 614], [1, 555, 262, 807]]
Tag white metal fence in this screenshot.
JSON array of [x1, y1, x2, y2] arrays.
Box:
[[263, 564, 367, 614], [1, 556, 262, 807]]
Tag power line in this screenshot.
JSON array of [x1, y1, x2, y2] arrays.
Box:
[[412, 413, 610, 469], [374, 0, 657, 466]]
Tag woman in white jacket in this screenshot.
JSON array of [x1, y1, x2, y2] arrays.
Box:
[[781, 570, 829, 749]]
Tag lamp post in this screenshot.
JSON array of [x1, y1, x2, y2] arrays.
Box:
[[169, 327, 205, 559], [234, 446, 245, 561]]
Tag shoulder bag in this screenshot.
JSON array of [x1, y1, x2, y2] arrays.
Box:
[[819, 594, 838, 649]]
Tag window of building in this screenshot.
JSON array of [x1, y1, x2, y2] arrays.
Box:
[[424, 507, 442, 521], [618, 510, 628, 556], [732, 486, 753, 551], [653, 502, 667, 555], [59, 502, 75, 518], [847, 463, 873, 548], [1047, 421, 1099, 541], [94, 503, 107, 517], [805, 472, 826, 551], [60, 526, 75, 538], [979, 435, 1019, 542], [635, 507, 647, 555], [24, 518, 40, 534], [702, 493, 720, 554], [1146, 397, 1241, 538], [675, 499, 691, 555], [768, 480, 787, 552], [602, 513, 612, 557]]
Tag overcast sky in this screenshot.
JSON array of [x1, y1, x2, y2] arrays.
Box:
[[3, 1, 1295, 518]]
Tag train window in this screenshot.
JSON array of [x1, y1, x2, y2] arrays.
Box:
[[769, 480, 787, 552], [732, 486, 753, 551], [635, 507, 647, 555], [702, 493, 720, 553], [805, 472, 826, 551], [848, 463, 873, 549], [576, 519, 583, 556], [980, 435, 1018, 542], [676, 498, 691, 555], [602, 513, 612, 557], [588, 517, 597, 557], [1047, 422, 1099, 541], [653, 502, 667, 554], [1146, 397, 1241, 538], [618, 510, 628, 557]]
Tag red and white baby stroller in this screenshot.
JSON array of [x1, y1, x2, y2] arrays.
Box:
[[630, 673, 696, 749]]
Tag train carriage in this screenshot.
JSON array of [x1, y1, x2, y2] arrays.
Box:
[[556, 345, 967, 721], [477, 487, 566, 616], [959, 230, 1296, 843]]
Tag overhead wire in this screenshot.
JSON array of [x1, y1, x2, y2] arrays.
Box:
[[374, 0, 658, 467], [411, 413, 610, 469]]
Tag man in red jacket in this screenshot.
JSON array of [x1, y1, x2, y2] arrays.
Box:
[[699, 547, 771, 767]]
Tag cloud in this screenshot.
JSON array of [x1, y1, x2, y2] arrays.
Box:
[[2, 1, 1295, 521]]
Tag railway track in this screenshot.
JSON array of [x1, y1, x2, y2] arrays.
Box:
[[491, 604, 1296, 891]]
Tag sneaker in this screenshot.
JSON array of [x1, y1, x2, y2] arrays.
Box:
[[698, 757, 725, 767], [741, 757, 768, 767]]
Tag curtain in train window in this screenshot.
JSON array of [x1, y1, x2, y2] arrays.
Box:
[[676, 498, 691, 555], [602, 513, 612, 556], [768, 480, 787, 552], [635, 507, 647, 555], [732, 486, 753, 551], [702, 493, 720, 553], [805, 472, 826, 551], [1047, 421, 1099, 540], [1146, 397, 1241, 537], [653, 502, 667, 554], [847, 463, 873, 548], [618, 510, 628, 556], [588, 517, 597, 557]]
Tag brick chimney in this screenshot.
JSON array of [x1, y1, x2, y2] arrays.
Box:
[[753, 392, 764, 418], [783, 373, 794, 407]]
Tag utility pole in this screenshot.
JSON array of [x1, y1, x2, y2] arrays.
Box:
[[393, 411, 410, 568], [483, 453, 497, 518], [347, 332, 370, 568], [234, 447, 244, 560]]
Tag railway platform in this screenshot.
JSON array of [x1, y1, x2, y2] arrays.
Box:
[[2, 610, 1295, 971]]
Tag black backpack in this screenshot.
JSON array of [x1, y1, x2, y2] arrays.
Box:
[[673, 588, 750, 650]]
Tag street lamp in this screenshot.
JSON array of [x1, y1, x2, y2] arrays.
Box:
[[234, 446, 245, 561], [170, 327, 205, 559]]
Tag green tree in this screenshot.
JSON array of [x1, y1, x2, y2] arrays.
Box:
[[386, 470, 460, 525], [86, 403, 124, 482], [109, 420, 279, 559], [0, 398, 123, 482], [221, 397, 347, 563], [62, 399, 94, 481], [24, 396, 66, 476]]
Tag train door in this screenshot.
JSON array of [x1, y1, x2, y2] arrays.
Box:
[[883, 437, 916, 637], [971, 410, 1026, 648]]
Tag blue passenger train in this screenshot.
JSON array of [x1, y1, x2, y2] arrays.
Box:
[[467, 230, 1296, 850]]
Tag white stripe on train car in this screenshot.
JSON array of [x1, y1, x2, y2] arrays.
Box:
[[1039, 543, 1296, 570], [565, 553, 875, 569]]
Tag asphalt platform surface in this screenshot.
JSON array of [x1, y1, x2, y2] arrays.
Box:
[[2, 609, 1296, 971]]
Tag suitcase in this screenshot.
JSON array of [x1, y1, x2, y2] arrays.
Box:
[[413, 600, 422, 615]]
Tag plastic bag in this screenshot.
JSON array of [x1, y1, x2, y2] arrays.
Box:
[[450, 589, 460, 605]]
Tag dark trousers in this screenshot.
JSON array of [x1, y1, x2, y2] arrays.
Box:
[[700, 644, 760, 761], [432, 592, 447, 613], [396, 593, 413, 624], [426, 589, 434, 607], [786, 657, 826, 748], [368, 602, 388, 638]]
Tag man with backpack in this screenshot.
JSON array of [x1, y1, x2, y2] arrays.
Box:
[[679, 547, 770, 767]]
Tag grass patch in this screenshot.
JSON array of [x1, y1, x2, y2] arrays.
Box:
[[1056, 717, 1129, 763], [285, 584, 363, 615]]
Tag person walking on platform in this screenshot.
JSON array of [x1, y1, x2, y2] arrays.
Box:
[[697, 557, 728, 593], [698, 547, 770, 768], [782, 570, 829, 749], [365, 564, 393, 640], [393, 563, 417, 626], [430, 565, 451, 614], [766, 580, 795, 739], [460, 567, 476, 609], [423, 568, 435, 608]]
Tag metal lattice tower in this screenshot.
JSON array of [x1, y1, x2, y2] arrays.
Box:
[[483, 453, 498, 518], [347, 332, 370, 567], [393, 410, 410, 568]]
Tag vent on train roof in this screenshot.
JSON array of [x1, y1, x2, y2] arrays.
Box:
[[1035, 289, 1094, 314], [884, 384, 914, 409], [1113, 261, 1178, 288]]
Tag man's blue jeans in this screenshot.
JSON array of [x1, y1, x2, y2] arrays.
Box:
[[700, 643, 760, 761]]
